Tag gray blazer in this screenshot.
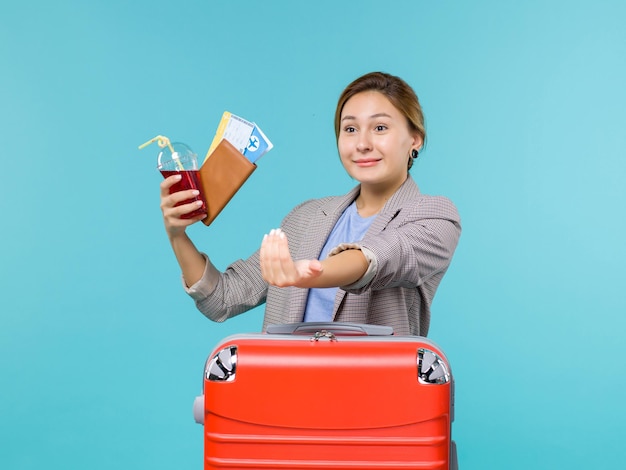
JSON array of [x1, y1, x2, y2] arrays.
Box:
[[185, 176, 461, 336]]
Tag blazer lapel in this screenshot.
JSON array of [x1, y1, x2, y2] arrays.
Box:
[[287, 186, 361, 322], [370, 176, 420, 234], [331, 177, 421, 319]]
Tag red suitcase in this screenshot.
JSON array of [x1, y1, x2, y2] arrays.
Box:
[[193, 323, 458, 469]]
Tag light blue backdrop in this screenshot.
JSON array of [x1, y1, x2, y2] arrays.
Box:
[[1, 1, 624, 468]]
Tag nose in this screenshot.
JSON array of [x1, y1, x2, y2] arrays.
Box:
[[356, 133, 372, 152]]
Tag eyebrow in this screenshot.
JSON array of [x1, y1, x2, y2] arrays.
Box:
[[341, 112, 393, 122]]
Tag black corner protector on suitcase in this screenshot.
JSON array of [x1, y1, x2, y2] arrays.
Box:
[[266, 322, 394, 336], [450, 440, 459, 470]]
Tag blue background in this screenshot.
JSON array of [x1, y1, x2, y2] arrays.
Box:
[[1, 0, 625, 468]]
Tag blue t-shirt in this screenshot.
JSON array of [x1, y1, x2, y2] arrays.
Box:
[[303, 201, 376, 322]]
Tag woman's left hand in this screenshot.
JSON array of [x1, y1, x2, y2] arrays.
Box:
[[260, 228, 323, 288]]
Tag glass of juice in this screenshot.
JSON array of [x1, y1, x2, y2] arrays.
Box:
[[157, 142, 207, 219]]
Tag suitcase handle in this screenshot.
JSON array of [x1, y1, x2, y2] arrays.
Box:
[[266, 322, 394, 336]]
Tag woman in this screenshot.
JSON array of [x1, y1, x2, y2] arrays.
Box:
[[160, 72, 461, 336]]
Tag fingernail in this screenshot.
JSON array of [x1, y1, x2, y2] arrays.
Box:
[[270, 229, 275, 236], [196, 200, 203, 206], [192, 190, 199, 196]]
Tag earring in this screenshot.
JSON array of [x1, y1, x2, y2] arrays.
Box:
[[411, 149, 419, 159]]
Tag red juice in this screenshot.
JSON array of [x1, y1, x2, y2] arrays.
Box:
[[161, 170, 207, 219]]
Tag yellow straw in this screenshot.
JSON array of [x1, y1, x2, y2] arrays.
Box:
[[138, 134, 184, 170], [138, 135, 175, 153]]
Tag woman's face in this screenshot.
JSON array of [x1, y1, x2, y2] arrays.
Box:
[[337, 91, 421, 190]]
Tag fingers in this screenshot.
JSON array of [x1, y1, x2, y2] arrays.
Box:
[[160, 175, 206, 235], [260, 229, 324, 288], [260, 228, 296, 287], [161, 189, 203, 211], [307, 259, 323, 275], [160, 174, 182, 197], [160, 175, 199, 206]]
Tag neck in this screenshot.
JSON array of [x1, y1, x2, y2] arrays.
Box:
[[355, 176, 408, 217]]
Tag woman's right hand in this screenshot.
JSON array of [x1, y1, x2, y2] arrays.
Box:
[[160, 175, 207, 239]]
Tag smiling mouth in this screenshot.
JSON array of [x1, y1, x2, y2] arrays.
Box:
[[354, 158, 381, 167]]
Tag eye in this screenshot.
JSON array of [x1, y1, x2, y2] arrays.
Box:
[[374, 124, 388, 132], [343, 126, 356, 133]]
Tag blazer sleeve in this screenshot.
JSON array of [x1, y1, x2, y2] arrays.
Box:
[[184, 250, 268, 322], [338, 195, 461, 293], [183, 197, 325, 322]]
